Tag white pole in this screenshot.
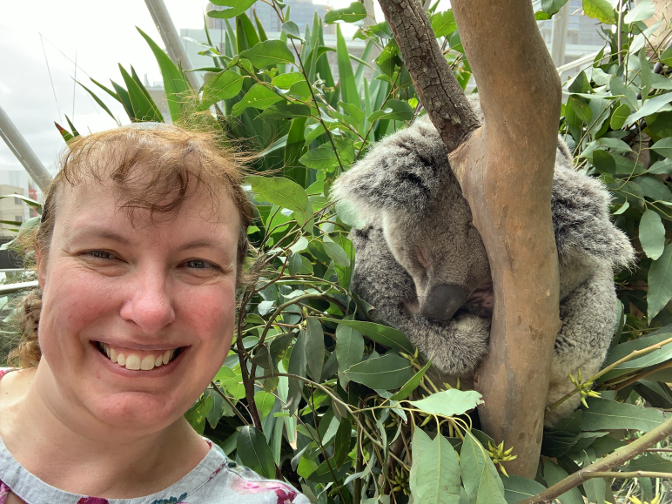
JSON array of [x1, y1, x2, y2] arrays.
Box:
[[551, 2, 570, 67], [143, 0, 204, 92], [0, 104, 52, 192]]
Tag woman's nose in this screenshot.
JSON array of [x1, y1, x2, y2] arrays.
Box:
[[119, 267, 176, 334]]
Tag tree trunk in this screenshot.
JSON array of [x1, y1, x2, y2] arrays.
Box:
[[378, 0, 562, 477]]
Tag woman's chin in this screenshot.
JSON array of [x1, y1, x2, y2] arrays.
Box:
[[87, 392, 189, 435]]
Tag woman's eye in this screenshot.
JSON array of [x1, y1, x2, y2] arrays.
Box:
[[86, 250, 116, 260], [185, 259, 216, 270]]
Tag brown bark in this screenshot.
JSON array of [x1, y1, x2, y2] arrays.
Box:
[[377, 0, 480, 153], [378, 0, 562, 477]]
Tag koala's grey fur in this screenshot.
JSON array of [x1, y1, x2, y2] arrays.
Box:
[[331, 98, 635, 426]]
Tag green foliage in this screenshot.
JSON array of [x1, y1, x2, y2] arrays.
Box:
[[43, 1, 672, 503]]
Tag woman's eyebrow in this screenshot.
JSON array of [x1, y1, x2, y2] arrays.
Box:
[[175, 239, 233, 256], [69, 227, 131, 245]]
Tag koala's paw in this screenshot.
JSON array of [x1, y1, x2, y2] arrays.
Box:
[[544, 381, 583, 428], [402, 313, 491, 378]]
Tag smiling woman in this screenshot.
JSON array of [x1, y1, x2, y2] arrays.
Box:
[[0, 124, 309, 504]]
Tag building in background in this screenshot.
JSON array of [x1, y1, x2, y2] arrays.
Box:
[[0, 184, 25, 237], [181, 1, 365, 87], [537, 0, 609, 81], [206, 0, 335, 35], [0, 170, 38, 236]]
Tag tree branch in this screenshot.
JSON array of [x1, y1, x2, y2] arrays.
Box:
[[520, 416, 672, 504], [377, 0, 479, 153]]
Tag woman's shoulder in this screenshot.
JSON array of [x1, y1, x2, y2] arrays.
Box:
[[0, 368, 33, 413], [182, 447, 310, 504]]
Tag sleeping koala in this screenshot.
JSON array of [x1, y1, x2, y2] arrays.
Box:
[[331, 100, 635, 426]]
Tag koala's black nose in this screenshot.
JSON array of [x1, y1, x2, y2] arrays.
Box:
[[420, 284, 470, 321]]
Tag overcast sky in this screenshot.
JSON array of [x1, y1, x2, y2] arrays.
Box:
[[0, 0, 373, 180]]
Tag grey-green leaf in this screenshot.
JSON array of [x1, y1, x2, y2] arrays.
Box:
[[323, 235, 351, 266], [200, 70, 246, 109], [582, 0, 616, 24], [231, 84, 283, 116], [239, 40, 296, 68], [610, 103, 630, 129], [460, 434, 488, 503], [639, 209, 666, 260], [324, 2, 367, 24], [582, 397, 669, 432], [368, 99, 414, 122], [208, 0, 257, 19], [323, 318, 414, 353], [543, 460, 583, 504], [408, 389, 483, 417], [625, 92, 672, 126], [304, 317, 325, 382], [502, 475, 548, 504], [624, 0, 655, 23], [299, 146, 341, 170], [335, 323, 365, 388], [648, 244, 672, 320], [410, 433, 461, 504], [237, 425, 275, 478], [476, 456, 507, 504], [344, 353, 413, 390], [248, 176, 310, 225], [651, 137, 672, 158]]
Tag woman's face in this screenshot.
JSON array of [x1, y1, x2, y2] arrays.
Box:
[[35, 177, 240, 438]]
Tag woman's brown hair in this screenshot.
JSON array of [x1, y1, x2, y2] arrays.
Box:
[[8, 123, 253, 368]]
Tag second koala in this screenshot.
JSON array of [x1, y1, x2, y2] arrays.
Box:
[[331, 101, 635, 426]]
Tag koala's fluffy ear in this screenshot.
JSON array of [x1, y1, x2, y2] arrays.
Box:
[[552, 147, 636, 271], [330, 118, 450, 223]]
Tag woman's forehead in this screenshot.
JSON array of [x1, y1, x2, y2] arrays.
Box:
[[56, 177, 238, 228]]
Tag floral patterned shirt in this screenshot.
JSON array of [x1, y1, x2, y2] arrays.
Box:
[[0, 369, 309, 504]]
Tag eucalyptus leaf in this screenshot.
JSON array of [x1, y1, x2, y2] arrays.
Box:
[[299, 146, 341, 170], [648, 244, 672, 321], [639, 209, 666, 260], [460, 434, 488, 503], [304, 317, 325, 382], [582, 0, 616, 24], [624, 0, 655, 23], [231, 84, 283, 116], [324, 319, 414, 353], [237, 426, 275, 479], [208, 0, 256, 19], [408, 389, 483, 417], [335, 323, 365, 388], [344, 353, 413, 390], [625, 92, 672, 126], [582, 397, 668, 432], [368, 99, 414, 122], [239, 40, 296, 68], [323, 235, 351, 266], [543, 460, 583, 504], [248, 176, 310, 225], [324, 2, 367, 24], [200, 70, 245, 109], [390, 360, 432, 401], [431, 10, 457, 38], [502, 476, 548, 504], [610, 103, 631, 129], [651, 136, 672, 158], [410, 433, 461, 504]]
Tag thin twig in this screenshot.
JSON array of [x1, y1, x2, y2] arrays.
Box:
[[519, 416, 672, 504]]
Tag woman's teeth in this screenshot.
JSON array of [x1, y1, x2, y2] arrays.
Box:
[[97, 342, 177, 371]]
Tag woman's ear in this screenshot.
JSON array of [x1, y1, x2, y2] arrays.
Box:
[[37, 249, 46, 289]]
